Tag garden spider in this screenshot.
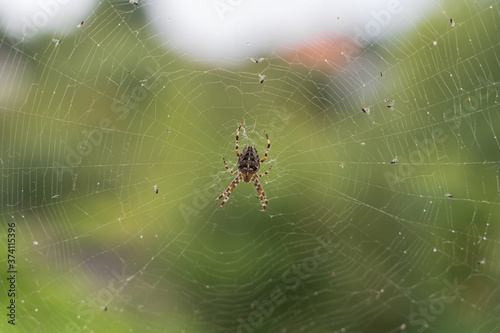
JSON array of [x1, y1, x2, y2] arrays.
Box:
[[216, 122, 272, 211]]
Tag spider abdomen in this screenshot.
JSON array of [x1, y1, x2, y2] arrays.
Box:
[[237, 146, 260, 181]]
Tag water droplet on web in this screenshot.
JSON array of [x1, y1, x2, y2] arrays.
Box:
[[33, 241, 38, 245], [433, 41, 437, 46], [433, 248, 438, 252]]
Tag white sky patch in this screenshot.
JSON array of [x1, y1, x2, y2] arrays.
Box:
[[0, 0, 97, 41], [146, 0, 434, 64]]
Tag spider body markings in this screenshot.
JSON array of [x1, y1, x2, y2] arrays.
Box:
[[216, 122, 272, 211]]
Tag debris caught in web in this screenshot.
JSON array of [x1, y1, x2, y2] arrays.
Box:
[[361, 107, 370, 114], [77, 21, 84, 28], [52, 39, 62, 47], [391, 156, 399, 164], [259, 74, 265, 84]]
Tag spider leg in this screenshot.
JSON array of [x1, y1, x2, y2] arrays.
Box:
[[260, 130, 271, 163], [235, 122, 243, 157], [222, 157, 239, 174], [252, 177, 268, 211], [258, 165, 272, 178], [216, 174, 242, 209]]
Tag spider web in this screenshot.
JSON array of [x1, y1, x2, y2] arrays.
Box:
[[1, 0, 500, 332]]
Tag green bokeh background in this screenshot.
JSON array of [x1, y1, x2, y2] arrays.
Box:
[[1, 1, 500, 332]]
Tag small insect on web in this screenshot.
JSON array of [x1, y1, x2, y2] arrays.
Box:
[[250, 57, 265, 63], [216, 122, 272, 211]]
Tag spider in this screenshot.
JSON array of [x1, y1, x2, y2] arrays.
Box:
[[216, 122, 272, 211]]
